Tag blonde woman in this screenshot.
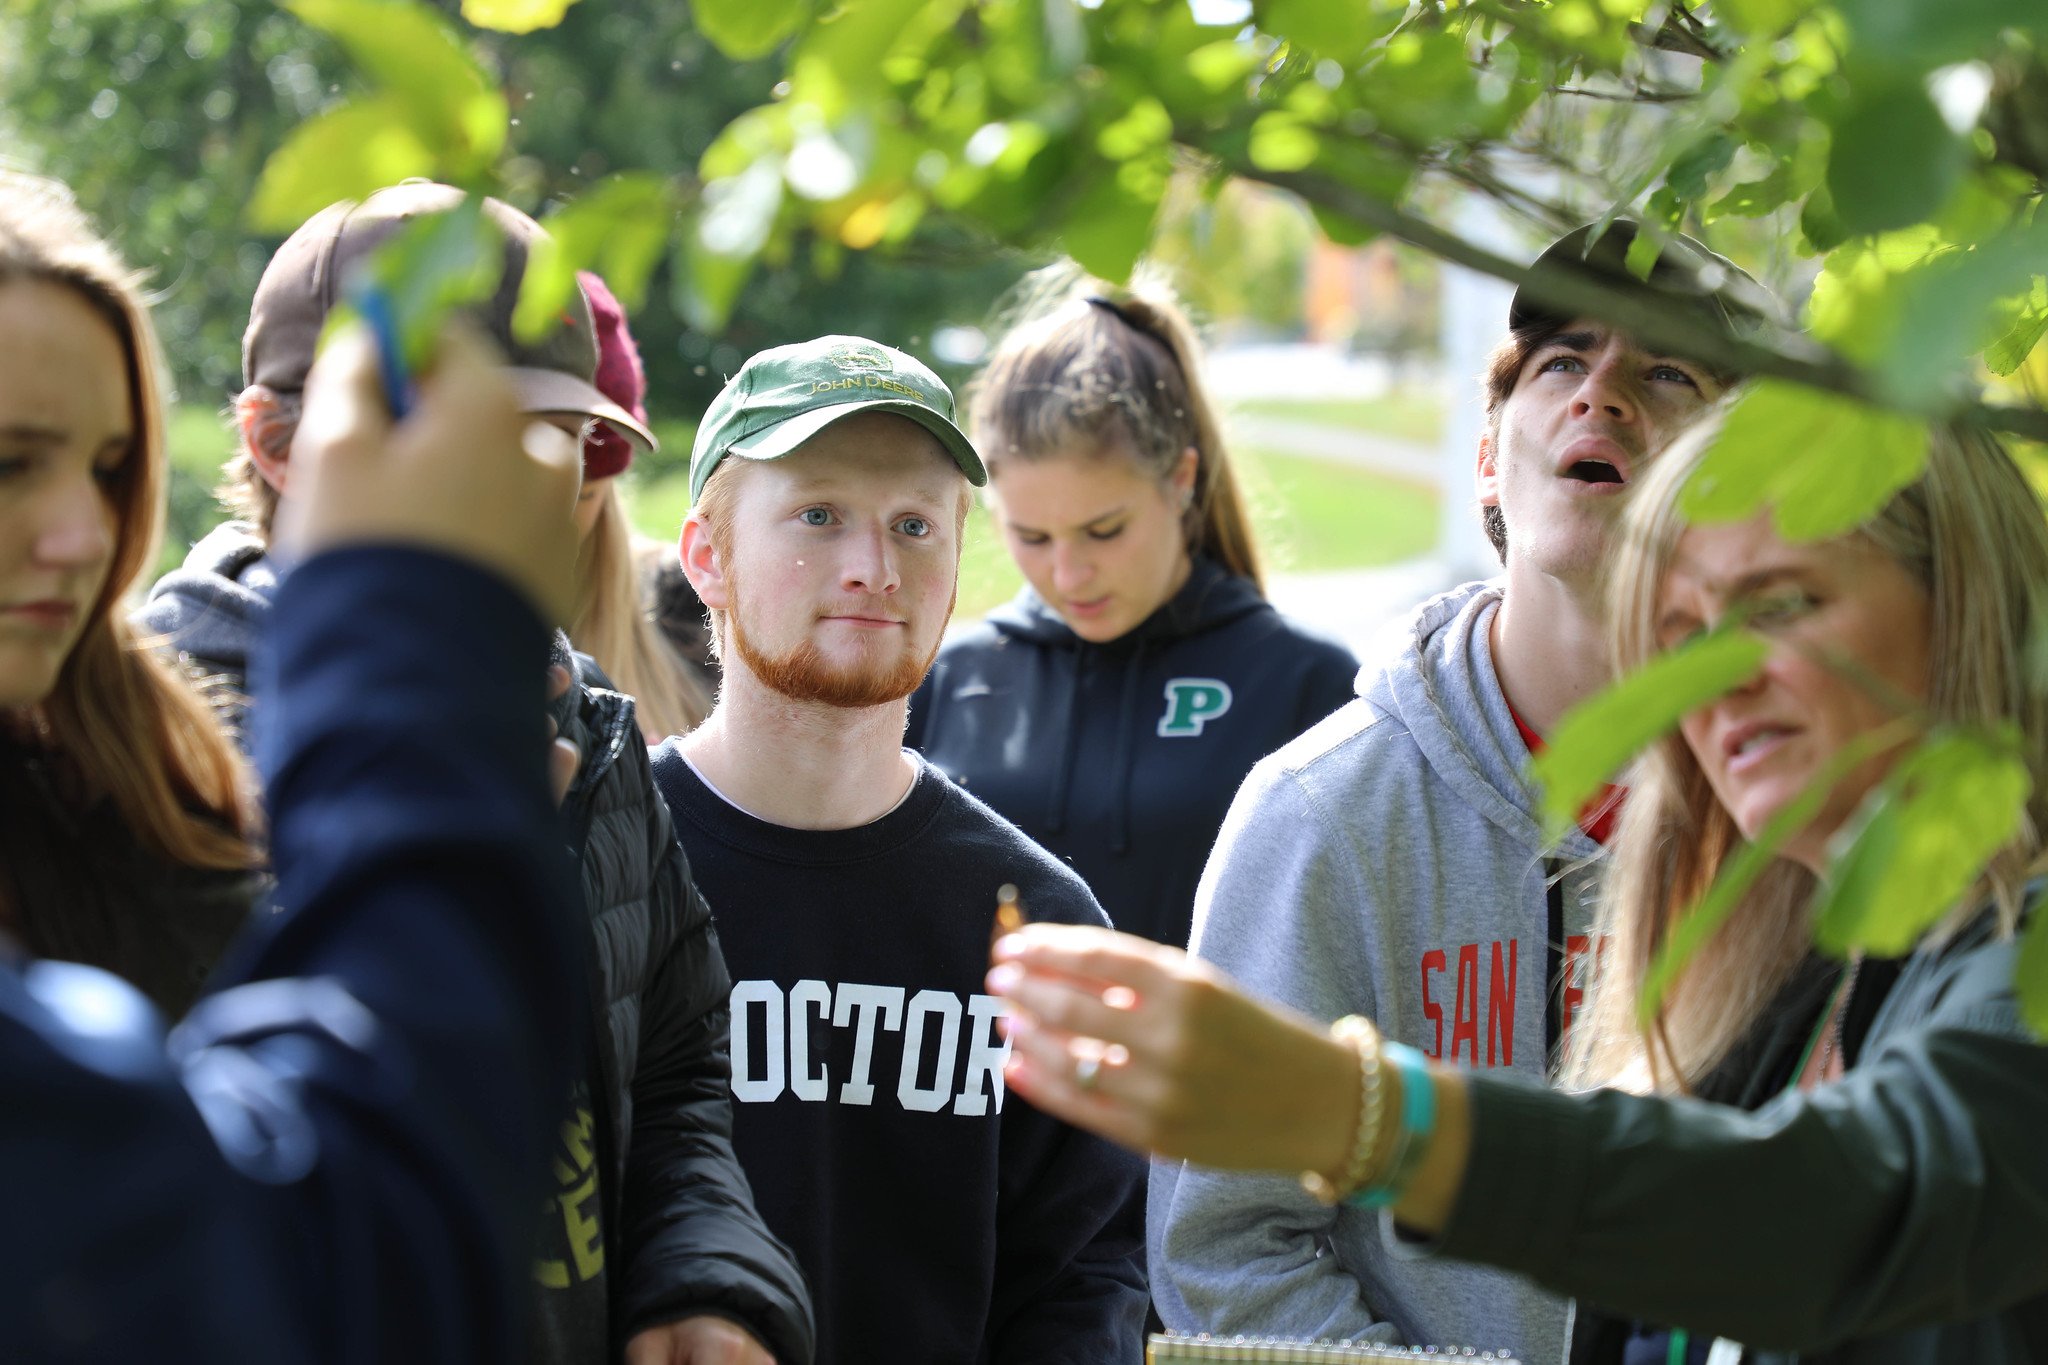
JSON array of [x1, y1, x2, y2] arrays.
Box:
[[988, 410, 2048, 1364], [0, 171, 261, 1016], [572, 271, 711, 741]]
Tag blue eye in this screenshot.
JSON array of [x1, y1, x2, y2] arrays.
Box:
[[1650, 365, 1699, 388], [799, 507, 834, 527], [897, 516, 932, 538]]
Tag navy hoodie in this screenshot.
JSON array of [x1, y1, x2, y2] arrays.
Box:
[[906, 559, 1357, 950], [0, 547, 582, 1360]]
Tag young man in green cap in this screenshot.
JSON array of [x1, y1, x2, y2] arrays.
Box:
[[650, 336, 1148, 1363]]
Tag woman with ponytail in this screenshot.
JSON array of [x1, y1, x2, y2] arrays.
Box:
[[0, 171, 261, 1017], [907, 266, 1356, 950]]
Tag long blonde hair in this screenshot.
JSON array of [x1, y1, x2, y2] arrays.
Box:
[[969, 264, 1265, 593], [571, 480, 710, 741], [1566, 407, 2048, 1093], [0, 173, 256, 878]]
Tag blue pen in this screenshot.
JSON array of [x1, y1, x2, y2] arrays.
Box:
[[352, 283, 414, 420]]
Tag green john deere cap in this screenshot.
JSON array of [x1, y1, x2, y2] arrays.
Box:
[[689, 335, 986, 502]]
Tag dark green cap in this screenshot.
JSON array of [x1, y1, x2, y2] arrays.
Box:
[[689, 334, 986, 501]]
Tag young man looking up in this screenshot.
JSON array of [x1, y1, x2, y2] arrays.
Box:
[[141, 184, 813, 1365], [1149, 223, 1768, 1359], [652, 337, 1149, 1364]]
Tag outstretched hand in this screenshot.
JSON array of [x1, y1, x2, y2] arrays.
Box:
[[277, 322, 581, 627], [987, 925, 1358, 1179]]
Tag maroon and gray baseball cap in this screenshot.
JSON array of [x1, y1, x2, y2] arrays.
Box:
[[243, 180, 655, 451]]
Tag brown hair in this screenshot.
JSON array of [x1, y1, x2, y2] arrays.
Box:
[[969, 266, 1264, 593], [571, 480, 711, 740], [1564, 407, 2048, 1093], [0, 173, 257, 885]]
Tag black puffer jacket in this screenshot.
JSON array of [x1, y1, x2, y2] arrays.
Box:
[[139, 532, 814, 1361], [558, 662, 814, 1361]]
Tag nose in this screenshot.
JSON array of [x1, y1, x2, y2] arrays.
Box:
[[840, 521, 900, 596], [35, 469, 115, 576], [1570, 352, 1639, 426], [1049, 540, 1093, 596]]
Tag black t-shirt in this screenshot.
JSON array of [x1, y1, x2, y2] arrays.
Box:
[[651, 744, 1147, 1365]]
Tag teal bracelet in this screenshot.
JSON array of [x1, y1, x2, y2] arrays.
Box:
[[1347, 1041, 1435, 1209]]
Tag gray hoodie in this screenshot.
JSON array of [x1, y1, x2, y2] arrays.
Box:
[[1148, 580, 1602, 1365]]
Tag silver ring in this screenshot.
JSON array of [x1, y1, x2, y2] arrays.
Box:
[[1073, 1053, 1102, 1090]]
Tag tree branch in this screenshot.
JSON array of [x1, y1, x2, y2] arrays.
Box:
[[1242, 163, 2048, 444]]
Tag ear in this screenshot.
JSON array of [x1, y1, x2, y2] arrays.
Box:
[[241, 406, 289, 497], [1475, 429, 1501, 509], [680, 512, 731, 610], [1171, 445, 1199, 500]]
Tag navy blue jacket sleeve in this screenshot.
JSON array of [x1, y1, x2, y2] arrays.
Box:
[[0, 546, 583, 1363]]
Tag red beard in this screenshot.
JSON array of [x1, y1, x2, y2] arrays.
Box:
[[728, 597, 941, 709]]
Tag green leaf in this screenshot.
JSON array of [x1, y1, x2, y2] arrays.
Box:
[[1814, 730, 2031, 955], [289, 0, 505, 170], [1705, 162, 1801, 221], [1187, 39, 1261, 93], [339, 194, 502, 372], [1879, 221, 2048, 404], [1985, 282, 2048, 377], [1248, 111, 1320, 172], [1681, 380, 1930, 542], [1311, 203, 1379, 247], [692, 0, 809, 60], [1531, 629, 1769, 842], [1057, 166, 1162, 283], [1824, 73, 1965, 235], [1255, 0, 1398, 64], [1097, 97, 1172, 162], [514, 173, 678, 343], [1838, 0, 2047, 69], [1713, 0, 1815, 36], [2017, 911, 2048, 1037], [1625, 227, 1662, 282], [674, 236, 757, 334], [461, 0, 582, 32], [1665, 132, 1738, 201], [247, 97, 437, 231]]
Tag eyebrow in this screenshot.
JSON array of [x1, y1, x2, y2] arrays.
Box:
[[0, 424, 65, 446], [1006, 504, 1129, 536]]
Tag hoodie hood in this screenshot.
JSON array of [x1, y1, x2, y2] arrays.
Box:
[[136, 521, 281, 674], [1362, 578, 1602, 863]]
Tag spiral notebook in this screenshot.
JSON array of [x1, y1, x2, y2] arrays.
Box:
[[1147, 1334, 1521, 1364]]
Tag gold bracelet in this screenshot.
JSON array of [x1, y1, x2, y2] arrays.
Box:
[[1299, 1014, 1384, 1205]]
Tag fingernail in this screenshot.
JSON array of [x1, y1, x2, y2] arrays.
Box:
[[986, 963, 1021, 994], [999, 1011, 1032, 1040], [992, 933, 1023, 960]]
